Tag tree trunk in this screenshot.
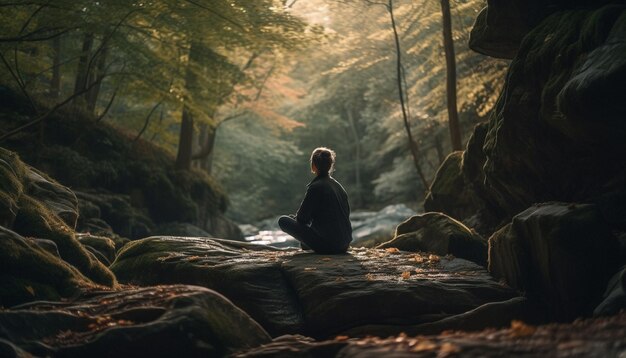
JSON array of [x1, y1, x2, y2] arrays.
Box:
[[200, 129, 216, 174], [440, 0, 463, 151], [50, 36, 61, 99], [192, 124, 217, 173], [73, 32, 94, 104], [175, 107, 194, 170], [346, 106, 362, 207], [86, 44, 108, 113], [175, 40, 201, 170], [388, 0, 430, 190]]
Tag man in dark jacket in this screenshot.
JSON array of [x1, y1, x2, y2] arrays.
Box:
[[278, 147, 352, 254]]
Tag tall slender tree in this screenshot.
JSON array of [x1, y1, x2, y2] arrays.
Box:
[[440, 0, 462, 151]]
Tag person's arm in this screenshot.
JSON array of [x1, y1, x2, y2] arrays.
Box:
[[296, 185, 320, 225]]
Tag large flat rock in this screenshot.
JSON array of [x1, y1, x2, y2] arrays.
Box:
[[111, 237, 517, 338]]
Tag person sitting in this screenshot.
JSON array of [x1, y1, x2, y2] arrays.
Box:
[[278, 147, 352, 254]]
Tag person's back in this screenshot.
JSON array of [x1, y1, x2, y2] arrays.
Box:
[[305, 175, 352, 246], [278, 147, 352, 254]]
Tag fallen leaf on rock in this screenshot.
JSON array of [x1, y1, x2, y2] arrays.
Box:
[[401, 271, 411, 279], [304, 267, 316, 271], [510, 320, 536, 337], [335, 335, 349, 341], [413, 255, 424, 263], [394, 332, 407, 342], [365, 273, 375, 281], [385, 248, 400, 253], [438, 342, 461, 357], [411, 339, 437, 352], [25, 285, 35, 296], [428, 254, 440, 262]]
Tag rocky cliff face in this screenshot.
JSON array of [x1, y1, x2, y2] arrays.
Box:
[[427, 2, 626, 235], [425, 1, 626, 322]]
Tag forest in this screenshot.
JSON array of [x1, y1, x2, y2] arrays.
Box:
[[0, 0, 625, 357]]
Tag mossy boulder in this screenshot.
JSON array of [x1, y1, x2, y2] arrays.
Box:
[[0, 226, 98, 307], [0, 148, 116, 288], [77, 234, 116, 264], [0, 285, 270, 357], [0, 148, 26, 228], [488, 203, 620, 320], [25, 167, 79, 229], [378, 212, 488, 266], [13, 195, 116, 287]]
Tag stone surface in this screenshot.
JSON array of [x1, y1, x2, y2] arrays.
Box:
[[0, 226, 97, 307], [111, 237, 517, 338], [235, 312, 626, 357], [488, 203, 620, 321], [378, 212, 487, 266], [0, 285, 270, 357]]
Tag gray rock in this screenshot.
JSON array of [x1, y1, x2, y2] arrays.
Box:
[[489, 203, 620, 320], [378, 212, 487, 266], [0, 285, 270, 357], [594, 266, 626, 316], [111, 237, 517, 338]]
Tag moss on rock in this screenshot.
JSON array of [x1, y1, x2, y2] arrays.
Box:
[[0, 148, 26, 228], [0, 226, 97, 307], [12, 195, 116, 287]]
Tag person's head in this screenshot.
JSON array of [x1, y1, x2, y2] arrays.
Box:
[[310, 147, 336, 176]]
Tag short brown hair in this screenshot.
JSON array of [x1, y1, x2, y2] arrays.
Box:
[[310, 147, 336, 175]]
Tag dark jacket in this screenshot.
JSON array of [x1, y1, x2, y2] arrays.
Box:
[[296, 174, 352, 245]]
